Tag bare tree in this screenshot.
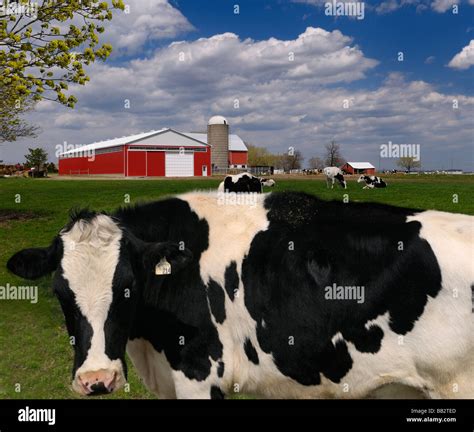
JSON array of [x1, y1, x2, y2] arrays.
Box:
[[308, 156, 324, 170], [397, 157, 421, 172], [277, 150, 304, 172], [324, 141, 345, 167]]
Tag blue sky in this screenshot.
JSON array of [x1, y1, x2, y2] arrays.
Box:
[[167, 0, 473, 94], [2, 0, 473, 170]]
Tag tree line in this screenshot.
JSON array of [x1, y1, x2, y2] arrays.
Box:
[[247, 141, 346, 171], [248, 141, 421, 172]]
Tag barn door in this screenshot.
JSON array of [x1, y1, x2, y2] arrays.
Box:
[[165, 153, 194, 177], [127, 151, 146, 176]]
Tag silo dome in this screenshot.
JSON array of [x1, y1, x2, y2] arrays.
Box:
[[208, 115, 228, 126]]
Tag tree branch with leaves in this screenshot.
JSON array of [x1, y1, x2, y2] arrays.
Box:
[[0, 0, 124, 108]]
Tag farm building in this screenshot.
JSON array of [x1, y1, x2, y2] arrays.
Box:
[[58, 116, 248, 177], [341, 162, 376, 175]]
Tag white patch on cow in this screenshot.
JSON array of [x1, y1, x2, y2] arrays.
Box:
[[326, 211, 474, 399], [127, 338, 176, 398], [172, 359, 222, 399], [61, 215, 124, 379], [405, 210, 474, 397], [182, 192, 269, 286], [331, 332, 344, 345]]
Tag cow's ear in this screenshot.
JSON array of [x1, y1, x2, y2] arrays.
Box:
[[143, 241, 193, 276], [7, 237, 62, 280]]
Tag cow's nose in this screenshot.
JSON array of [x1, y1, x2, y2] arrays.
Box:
[[89, 382, 109, 396], [77, 370, 116, 396]]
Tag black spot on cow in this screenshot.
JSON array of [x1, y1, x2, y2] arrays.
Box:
[[244, 338, 259, 365], [217, 361, 225, 378], [207, 279, 226, 324], [210, 385, 225, 399], [242, 191, 442, 386], [342, 324, 384, 354], [121, 198, 223, 382], [223, 174, 262, 193], [224, 261, 239, 301]]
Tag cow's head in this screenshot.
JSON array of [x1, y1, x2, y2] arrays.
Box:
[[357, 175, 366, 183], [7, 211, 192, 396]]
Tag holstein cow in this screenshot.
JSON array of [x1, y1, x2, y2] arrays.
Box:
[[218, 173, 275, 193], [323, 167, 347, 189], [358, 175, 387, 189], [7, 192, 474, 399]]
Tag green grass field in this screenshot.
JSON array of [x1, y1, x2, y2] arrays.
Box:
[[0, 175, 472, 399]]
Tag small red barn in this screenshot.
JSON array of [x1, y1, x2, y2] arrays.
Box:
[[341, 162, 376, 175]]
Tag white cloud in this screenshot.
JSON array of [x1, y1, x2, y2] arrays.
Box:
[[2, 28, 473, 171], [431, 0, 459, 12], [448, 40, 474, 69], [431, 0, 459, 13], [102, 0, 194, 56]]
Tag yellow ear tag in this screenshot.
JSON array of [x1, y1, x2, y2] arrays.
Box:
[[155, 258, 171, 275]]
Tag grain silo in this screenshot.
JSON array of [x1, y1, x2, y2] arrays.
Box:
[[207, 115, 229, 171]]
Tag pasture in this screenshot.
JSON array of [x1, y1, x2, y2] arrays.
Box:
[[0, 175, 472, 399]]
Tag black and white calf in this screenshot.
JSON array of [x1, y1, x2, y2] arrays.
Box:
[[7, 192, 474, 399], [358, 175, 387, 189], [323, 167, 347, 189], [218, 173, 275, 193]]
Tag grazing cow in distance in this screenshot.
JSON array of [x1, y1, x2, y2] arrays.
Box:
[[218, 173, 275, 193], [323, 167, 347, 189], [7, 192, 474, 399], [357, 175, 387, 189]]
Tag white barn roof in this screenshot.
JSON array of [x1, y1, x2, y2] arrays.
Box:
[[59, 128, 247, 157], [184, 133, 248, 151], [59, 128, 209, 157], [346, 162, 375, 169]]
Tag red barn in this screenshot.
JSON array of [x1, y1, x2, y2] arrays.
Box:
[[59, 119, 249, 177], [341, 162, 376, 175], [59, 129, 212, 177]]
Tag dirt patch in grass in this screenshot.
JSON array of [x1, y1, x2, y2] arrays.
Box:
[[0, 210, 44, 227]]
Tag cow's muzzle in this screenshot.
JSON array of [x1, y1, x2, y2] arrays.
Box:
[[73, 369, 125, 396]]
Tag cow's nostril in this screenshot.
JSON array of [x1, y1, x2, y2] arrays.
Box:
[[88, 382, 109, 396]]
